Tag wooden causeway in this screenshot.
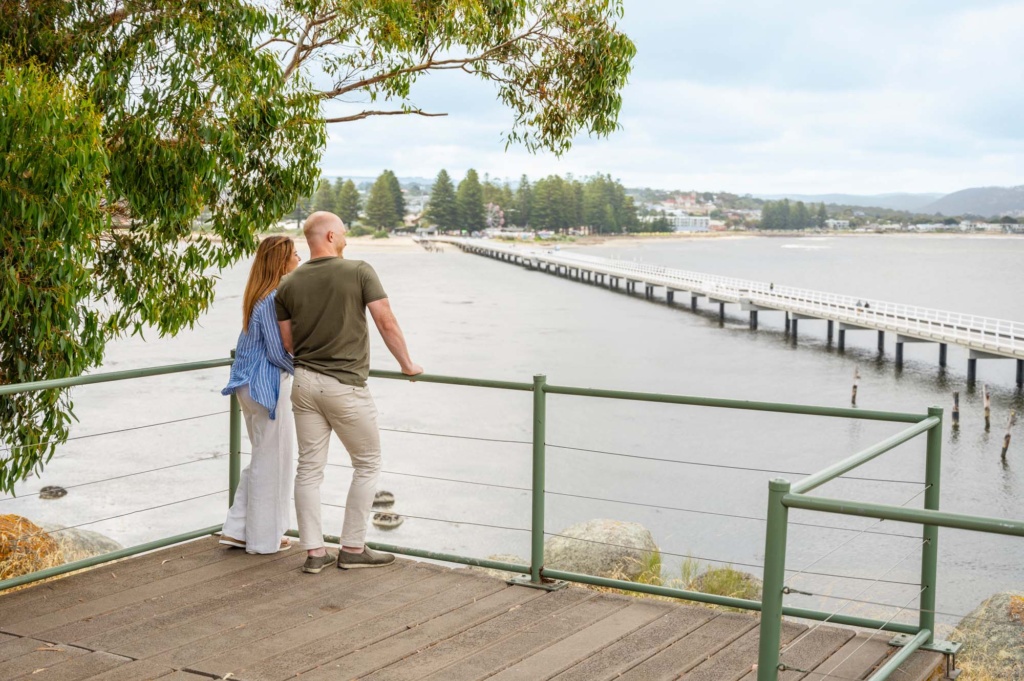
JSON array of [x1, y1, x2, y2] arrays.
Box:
[[0, 537, 942, 681]]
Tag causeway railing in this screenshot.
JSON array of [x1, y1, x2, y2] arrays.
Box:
[[2, 358, 1023, 680], [443, 238, 1024, 357]]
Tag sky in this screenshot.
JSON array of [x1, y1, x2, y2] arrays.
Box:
[[317, 1, 1024, 195]]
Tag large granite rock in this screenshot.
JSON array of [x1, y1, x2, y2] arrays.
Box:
[[0, 514, 62, 580], [544, 519, 658, 581], [952, 591, 1024, 679], [39, 523, 123, 563]]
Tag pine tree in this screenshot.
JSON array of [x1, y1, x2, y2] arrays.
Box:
[[424, 169, 458, 229], [382, 170, 406, 223], [513, 175, 532, 227], [337, 179, 362, 226], [364, 173, 400, 228], [311, 178, 337, 213], [816, 203, 828, 228], [456, 168, 486, 232]]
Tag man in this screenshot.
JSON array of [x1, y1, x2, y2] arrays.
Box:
[[276, 211, 423, 574]]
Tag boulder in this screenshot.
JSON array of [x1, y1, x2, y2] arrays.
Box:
[[38, 524, 123, 563], [0, 514, 62, 580], [544, 519, 659, 581], [952, 591, 1024, 680]]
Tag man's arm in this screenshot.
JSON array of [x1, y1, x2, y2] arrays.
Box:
[[367, 298, 422, 376], [277, 320, 294, 355]]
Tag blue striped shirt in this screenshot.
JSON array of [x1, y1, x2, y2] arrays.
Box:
[[222, 292, 294, 419]]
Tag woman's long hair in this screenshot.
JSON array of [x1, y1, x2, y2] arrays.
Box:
[[242, 236, 295, 332]]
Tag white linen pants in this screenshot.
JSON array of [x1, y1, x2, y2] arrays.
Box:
[[222, 375, 295, 554], [292, 366, 381, 551]]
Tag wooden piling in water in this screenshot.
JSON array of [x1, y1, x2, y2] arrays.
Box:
[[851, 366, 860, 406], [983, 384, 991, 431], [1001, 410, 1017, 461], [952, 391, 960, 429]]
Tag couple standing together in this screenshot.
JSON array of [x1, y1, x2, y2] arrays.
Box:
[[220, 211, 423, 574]]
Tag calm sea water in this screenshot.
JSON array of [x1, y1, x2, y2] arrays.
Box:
[[6, 234, 1023, 633]]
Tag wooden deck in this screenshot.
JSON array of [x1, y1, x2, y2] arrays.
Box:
[[0, 537, 942, 681]]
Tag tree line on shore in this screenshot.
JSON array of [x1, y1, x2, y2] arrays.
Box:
[[292, 169, 648, 234]]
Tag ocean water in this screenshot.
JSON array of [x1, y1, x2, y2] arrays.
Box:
[[4, 234, 1023, 634]]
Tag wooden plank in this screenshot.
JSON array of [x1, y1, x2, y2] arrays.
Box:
[[0, 640, 86, 681], [361, 588, 595, 681], [7, 651, 131, 681], [69, 659, 176, 681], [486, 600, 671, 681], [1, 636, 57, 662], [0, 538, 217, 617], [417, 592, 629, 681], [869, 645, 944, 681], [616, 612, 758, 681], [225, 573, 508, 681], [738, 626, 854, 681], [552, 605, 720, 681], [130, 563, 442, 666], [0, 542, 231, 627], [808, 634, 892, 680], [292, 585, 543, 680], [45, 549, 304, 646], [151, 674, 210, 681], [6, 548, 286, 636], [681, 621, 804, 681]]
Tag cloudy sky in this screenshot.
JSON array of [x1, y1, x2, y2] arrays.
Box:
[[318, 1, 1023, 195]]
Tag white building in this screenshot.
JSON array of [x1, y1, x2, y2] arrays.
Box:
[[825, 219, 850, 230]]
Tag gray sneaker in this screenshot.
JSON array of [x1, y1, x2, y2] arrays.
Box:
[[337, 547, 396, 570], [302, 552, 338, 574]]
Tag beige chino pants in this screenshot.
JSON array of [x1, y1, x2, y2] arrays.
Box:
[[292, 366, 381, 551]]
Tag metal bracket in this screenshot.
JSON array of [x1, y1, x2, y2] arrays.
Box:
[[507, 575, 568, 591], [889, 634, 961, 679]]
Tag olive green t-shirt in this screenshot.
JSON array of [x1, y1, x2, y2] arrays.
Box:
[[274, 257, 387, 386]]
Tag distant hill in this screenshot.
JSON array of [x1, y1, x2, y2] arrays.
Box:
[[757, 193, 942, 212], [923, 186, 1024, 217]]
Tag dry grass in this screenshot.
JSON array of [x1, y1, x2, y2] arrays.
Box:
[[579, 552, 762, 613], [0, 514, 63, 581]]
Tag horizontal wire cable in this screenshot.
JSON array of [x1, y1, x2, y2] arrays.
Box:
[[323, 462, 919, 539], [379, 427, 531, 446], [784, 485, 930, 586], [321, 502, 531, 534], [0, 410, 229, 456], [324, 462, 532, 493], [543, 489, 921, 540], [546, 442, 925, 485], [807, 587, 927, 680], [9, 489, 228, 544], [791, 589, 1024, 628], [541, 532, 919, 586], [0, 455, 224, 503], [782, 540, 927, 654]]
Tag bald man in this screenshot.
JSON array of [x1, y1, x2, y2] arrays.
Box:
[[276, 211, 422, 574]]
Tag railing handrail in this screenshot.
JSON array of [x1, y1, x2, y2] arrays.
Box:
[[1, 355, 1004, 680]]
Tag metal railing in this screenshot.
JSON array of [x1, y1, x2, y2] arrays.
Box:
[[2, 358, 1023, 680], [442, 238, 1024, 358]]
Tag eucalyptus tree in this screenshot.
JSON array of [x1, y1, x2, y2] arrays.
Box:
[[0, 0, 635, 492]]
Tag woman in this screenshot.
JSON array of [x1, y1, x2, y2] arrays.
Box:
[[220, 236, 301, 553]]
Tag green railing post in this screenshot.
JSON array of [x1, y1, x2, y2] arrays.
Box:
[[919, 406, 942, 642], [228, 348, 242, 507], [757, 478, 792, 681], [531, 374, 547, 584]]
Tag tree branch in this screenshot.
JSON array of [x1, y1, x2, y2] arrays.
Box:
[[324, 109, 448, 124]]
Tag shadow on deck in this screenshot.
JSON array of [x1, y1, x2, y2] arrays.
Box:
[[0, 537, 941, 681]]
